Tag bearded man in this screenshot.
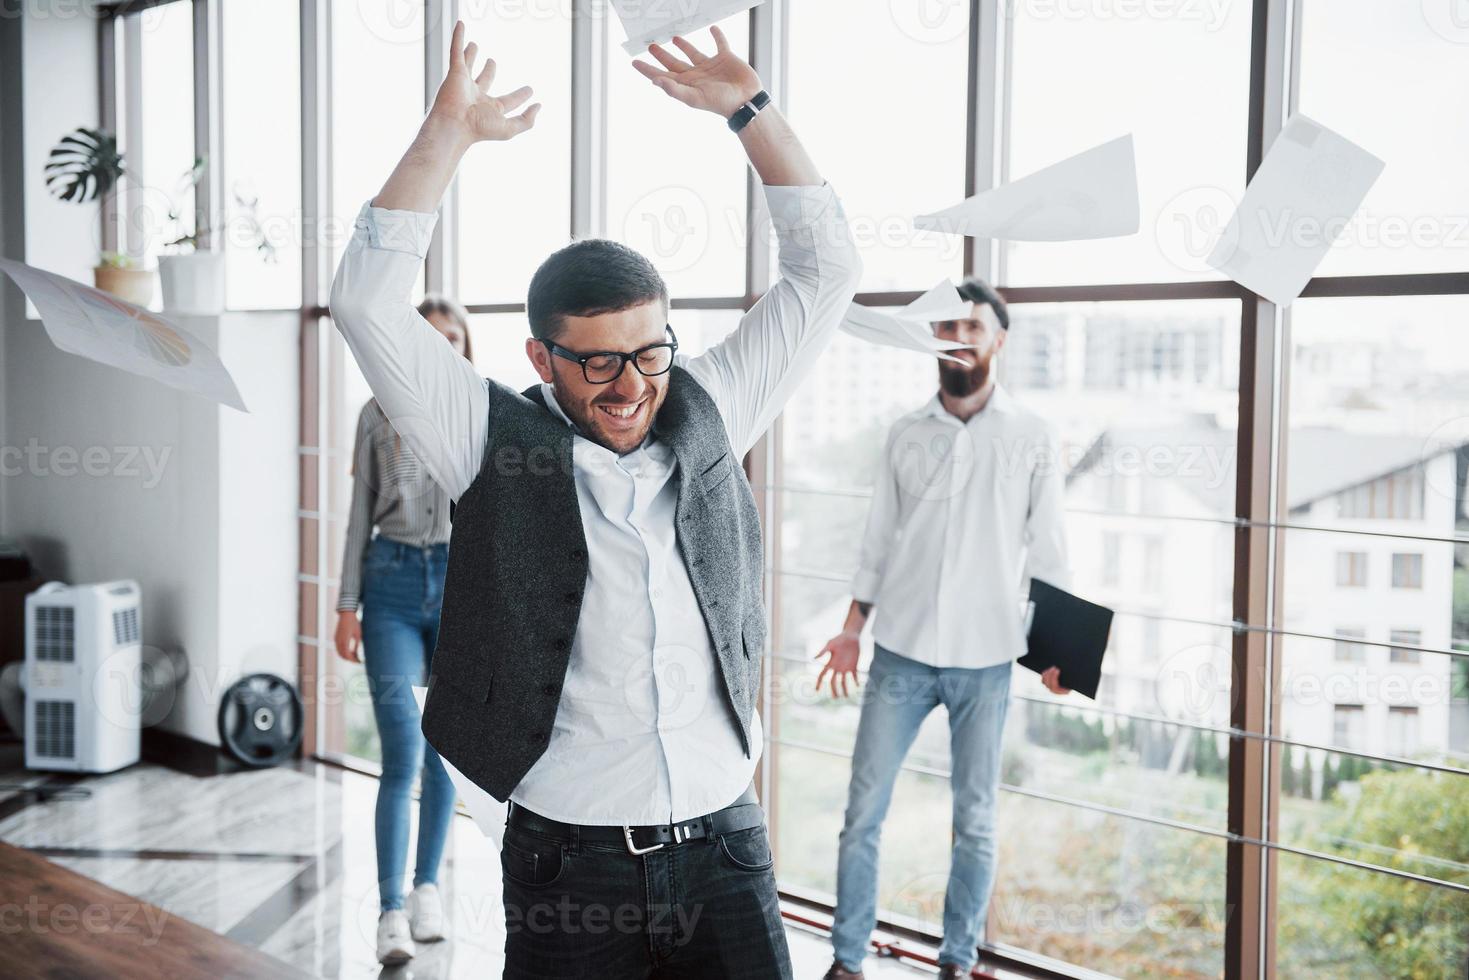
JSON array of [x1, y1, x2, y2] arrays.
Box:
[[814, 277, 1071, 980]]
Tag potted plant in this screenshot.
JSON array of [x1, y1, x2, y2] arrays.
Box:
[[157, 156, 225, 314], [45, 127, 154, 304]]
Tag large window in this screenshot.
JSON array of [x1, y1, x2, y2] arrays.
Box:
[[135, 2, 195, 276], [786, 0, 969, 291], [606, 15, 750, 298], [457, 3, 573, 304], [222, 0, 301, 309]]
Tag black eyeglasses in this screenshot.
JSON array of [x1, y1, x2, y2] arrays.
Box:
[[541, 325, 679, 385]]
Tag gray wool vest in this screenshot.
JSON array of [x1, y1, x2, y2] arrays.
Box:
[[420, 365, 767, 802]]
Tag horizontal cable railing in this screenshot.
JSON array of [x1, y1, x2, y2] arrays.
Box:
[[763, 645, 1469, 779], [770, 565, 1469, 661], [769, 734, 1469, 894]]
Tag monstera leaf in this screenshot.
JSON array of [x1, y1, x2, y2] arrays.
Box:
[[45, 127, 126, 204]]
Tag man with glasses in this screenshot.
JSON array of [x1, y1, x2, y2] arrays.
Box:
[[330, 21, 859, 977]]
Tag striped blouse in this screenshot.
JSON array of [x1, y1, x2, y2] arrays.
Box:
[[336, 398, 453, 612]]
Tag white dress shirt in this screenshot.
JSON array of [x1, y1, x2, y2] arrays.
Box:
[[852, 386, 1069, 670], [330, 182, 860, 824]]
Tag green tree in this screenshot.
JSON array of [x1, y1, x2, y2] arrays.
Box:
[[1315, 769, 1469, 979]]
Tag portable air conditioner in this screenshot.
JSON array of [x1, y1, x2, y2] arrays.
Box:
[[24, 580, 143, 773]]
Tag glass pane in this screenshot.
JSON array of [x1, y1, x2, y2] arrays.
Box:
[[1277, 851, 1469, 978], [1285, 295, 1469, 522], [223, 0, 302, 309], [330, 0, 425, 282], [1297, 1, 1469, 276], [1274, 740, 1469, 889], [780, 324, 947, 491], [991, 799, 1226, 978], [1004, 3, 1252, 285], [605, 15, 749, 298], [1004, 300, 1242, 521], [458, 5, 572, 303], [135, 3, 196, 279], [786, 0, 968, 292], [1277, 612, 1465, 771]]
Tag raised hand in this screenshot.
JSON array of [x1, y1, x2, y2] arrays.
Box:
[[430, 20, 541, 144], [631, 26, 762, 117]]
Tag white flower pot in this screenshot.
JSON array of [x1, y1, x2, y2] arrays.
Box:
[[159, 251, 225, 314]]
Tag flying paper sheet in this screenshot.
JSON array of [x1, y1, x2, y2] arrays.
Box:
[[915, 135, 1139, 242], [0, 258, 246, 412], [1207, 115, 1384, 307], [412, 685, 508, 845], [840, 279, 974, 362], [611, 0, 764, 54]]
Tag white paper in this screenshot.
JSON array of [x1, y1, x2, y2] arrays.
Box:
[[612, 0, 764, 54], [0, 259, 247, 412], [915, 135, 1140, 242], [839, 279, 974, 362], [413, 685, 508, 844], [1207, 115, 1384, 307]]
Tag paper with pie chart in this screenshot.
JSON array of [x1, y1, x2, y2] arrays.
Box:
[[611, 0, 764, 54], [0, 258, 246, 412], [413, 685, 508, 845], [841, 280, 976, 363]]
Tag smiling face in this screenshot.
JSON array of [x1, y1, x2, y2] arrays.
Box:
[[525, 299, 672, 455], [933, 301, 1007, 397]]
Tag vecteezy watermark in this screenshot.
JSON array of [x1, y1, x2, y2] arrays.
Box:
[[507, 897, 704, 937], [1004, 0, 1235, 31], [1421, 0, 1469, 44], [1158, 183, 1469, 276], [1154, 643, 1236, 723], [1420, 415, 1469, 504], [621, 187, 713, 274], [889, 0, 969, 44], [0, 896, 171, 944], [0, 440, 171, 489]]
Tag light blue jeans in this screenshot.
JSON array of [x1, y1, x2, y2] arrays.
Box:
[[360, 536, 456, 913], [831, 644, 1012, 970]]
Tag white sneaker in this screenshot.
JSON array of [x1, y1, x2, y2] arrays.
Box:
[[376, 909, 415, 965], [406, 882, 447, 942]]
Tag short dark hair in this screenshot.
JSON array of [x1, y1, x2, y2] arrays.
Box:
[[526, 239, 668, 341], [956, 276, 1009, 331]]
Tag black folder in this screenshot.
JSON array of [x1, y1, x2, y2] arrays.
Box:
[[1017, 577, 1113, 700]]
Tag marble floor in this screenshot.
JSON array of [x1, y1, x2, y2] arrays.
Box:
[[0, 742, 946, 979]]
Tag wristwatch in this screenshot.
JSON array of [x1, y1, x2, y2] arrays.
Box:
[[727, 90, 771, 133]]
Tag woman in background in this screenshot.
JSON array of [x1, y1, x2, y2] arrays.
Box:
[[333, 294, 471, 965]]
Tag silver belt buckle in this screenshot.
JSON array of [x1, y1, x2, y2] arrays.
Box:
[[623, 826, 665, 856]]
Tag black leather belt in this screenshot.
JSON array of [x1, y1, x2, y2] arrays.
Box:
[[506, 785, 763, 856]]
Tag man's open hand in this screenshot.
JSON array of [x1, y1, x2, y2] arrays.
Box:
[[632, 26, 762, 118], [429, 20, 541, 145]]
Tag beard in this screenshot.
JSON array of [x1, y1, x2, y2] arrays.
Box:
[[552, 375, 668, 455], [938, 354, 990, 398]]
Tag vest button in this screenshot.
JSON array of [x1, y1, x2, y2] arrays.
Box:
[[530, 730, 548, 742], [563, 591, 578, 604], [553, 638, 569, 651], [542, 683, 557, 696], [571, 548, 585, 560]]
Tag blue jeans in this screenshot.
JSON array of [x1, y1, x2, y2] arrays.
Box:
[[360, 536, 456, 912], [831, 644, 1012, 970]]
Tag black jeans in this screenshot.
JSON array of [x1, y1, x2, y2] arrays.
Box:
[[500, 819, 793, 978]]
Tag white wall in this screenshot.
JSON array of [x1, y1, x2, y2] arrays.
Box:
[[4, 313, 300, 745]]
